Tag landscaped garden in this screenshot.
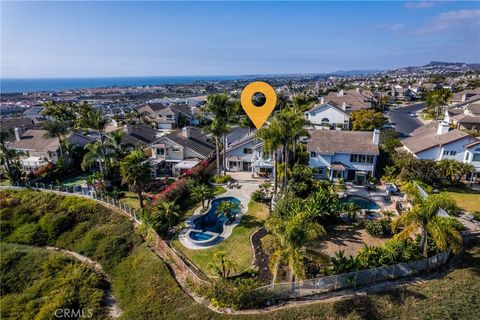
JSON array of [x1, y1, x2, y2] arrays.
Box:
[[440, 186, 480, 212]]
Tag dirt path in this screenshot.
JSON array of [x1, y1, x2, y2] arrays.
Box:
[[45, 246, 122, 319]]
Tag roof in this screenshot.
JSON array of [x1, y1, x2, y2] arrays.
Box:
[[465, 139, 480, 149], [401, 123, 472, 154], [323, 90, 371, 111], [307, 130, 379, 155], [306, 101, 349, 117], [153, 128, 214, 158], [122, 124, 158, 145], [0, 117, 36, 130], [9, 129, 61, 151]]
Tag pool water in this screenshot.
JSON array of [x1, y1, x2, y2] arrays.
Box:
[[341, 195, 380, 210], [192, 197, 241, 234], [188, 231, 214, 241]]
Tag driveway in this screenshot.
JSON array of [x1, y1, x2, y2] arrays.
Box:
[[387, 102, 425, 137]]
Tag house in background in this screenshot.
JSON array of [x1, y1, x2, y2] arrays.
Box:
[[445, 95, 480, 130], [147, 127, 214, 177], [137, 103, 195, 129], [307, 129, 380, 182], [224, 127, 273, 177], [304, 100, 350, 130], [464, 140, 480, 181], [322, 89, 373, 112], [8, 128, 93, 172]]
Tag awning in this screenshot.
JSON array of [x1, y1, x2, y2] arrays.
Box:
[[330, 162, 348, 171], [175, 160, 200, 170]]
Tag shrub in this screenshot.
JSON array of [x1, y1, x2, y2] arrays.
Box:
[[210, 175, 233, 184], [473, 211, 480, 221], [8, 223, 46, 245], [365, 219, 391, 238], [251, 190, 265, 203], [206, 278, 266, 310]]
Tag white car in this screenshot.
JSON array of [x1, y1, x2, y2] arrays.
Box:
[[409, 112, 417, 117]]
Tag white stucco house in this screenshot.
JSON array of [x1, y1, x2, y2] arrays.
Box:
[[224, 127, 273, 177], [307, 129, 380, 182], [304, 100, 350, 130]]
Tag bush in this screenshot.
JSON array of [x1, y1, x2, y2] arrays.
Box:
[[473, 211, 480, 222], [210, 175, 233, 184], [8, 223, 46, 245], [251, 190, 265, 203], [206, 278, 266, 310], [365, 219, 391, 238]]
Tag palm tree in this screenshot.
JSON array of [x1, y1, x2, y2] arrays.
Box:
[[391, 193, 462, 258], [120, 150, 151, 209], [343, 203, 361, 221], [81, 141, 105, 173], [202, 94, 233, 177], [190, 183, 214, 210], [256, 120, 282, 194], [127, 109, 152, 125], [215, 200, 241, 222], [262, 211, 328, 282], [42, 120, 68, 160], [208, 251, 237, 278], [157, 200, 180, 229], [0, 128, 14, 175], [106, 129, 131, 160]]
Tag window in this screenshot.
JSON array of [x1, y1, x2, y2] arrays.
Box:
[[172, 146, 180, 152], [318, 168, 324, 175], [243, 148, 253, 154], [450, 151, 457, 156], [310, 151, 317, 158], [443, 150, 449, 156], [156, 148, 165, 155], [350, 154, 374, 164], [321, 118, 330, 125], [473, 148, 480, 162]]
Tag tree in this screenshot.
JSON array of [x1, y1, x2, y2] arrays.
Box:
[[156, 201, 180, 229], [42, 120, 69, 160], [350, 109, 386, 131], [190, 183, 214, 210], [391, 193, 462, 258], [343, 202, 361, 221], [256, 120, 283, 194], [208, 251, 237, 278], [127, 109, 152, 125], [215, 200, 241, 222], [436, 159, 475, 185], [119, 150, 151, 209], [262, 208, 328, 282], [425, 88, 452, 120], [81, 141, 105, 173], [202, 94, 234, 177]]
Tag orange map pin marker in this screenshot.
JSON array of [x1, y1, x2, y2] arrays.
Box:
[[241, 81, 277, 129]]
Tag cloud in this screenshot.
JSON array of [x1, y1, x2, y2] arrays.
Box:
[[405, 1, 435, 10], [415, 9, 480, 33]]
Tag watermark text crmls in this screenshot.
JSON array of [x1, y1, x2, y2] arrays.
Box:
[[54, 309, 93, 318]]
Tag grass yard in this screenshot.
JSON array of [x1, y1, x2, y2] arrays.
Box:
[[0, 179, 10, 186], [441, 186, 480, 212], [173, 200, 269, 277], [119, 191, 141, 210], [59, 173, 89, 187]]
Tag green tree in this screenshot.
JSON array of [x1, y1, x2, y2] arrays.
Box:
[[156, 200, 180, 229], [208, 251, 237, 278], [41, 120, 68, 160], [0, 128, 23, 182], [436, 159, 475, 185], [391, 193, 462, 257], [215, 200, 241, 222], [343, 202, 361, 221], [350, 109, 386, 131], [256, 120, 283, 194], [425, 88, 452, 120], [120, 150, 151, 208], [190, 183, 214, 210], [262, 209, 328, 282]]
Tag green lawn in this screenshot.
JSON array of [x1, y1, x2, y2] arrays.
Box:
[[119, 191, 141, 210], [0, 179, 10, 186], [173, 200, 269, 277], [333, 183, 347, 191], [59, 173, 89, 187], [441, 186, 480, 212]]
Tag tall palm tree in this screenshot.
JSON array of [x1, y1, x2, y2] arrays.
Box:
[[208, 251, 237, 278], [256, 120, 282, 194], [203, 94, 233, 177], [0, 128, 14, 175], [391, 193, 462, 257], [157, 200, 180, 229], [127, 109, 152, 125], [81, 141, 105, 173], [120, 150, 151, 209], [262, 211, 328, 282]]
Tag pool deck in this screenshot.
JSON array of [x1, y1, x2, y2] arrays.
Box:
[[178, 178, 260, 250], [342, 182, 399, 214]]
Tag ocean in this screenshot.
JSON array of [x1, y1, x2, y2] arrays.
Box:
[[0, 75, 241, 94]]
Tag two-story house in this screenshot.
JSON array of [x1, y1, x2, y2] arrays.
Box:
[[445, 95, 480, 130], [147, 127, 214, 177], [307, 129, 380, 182], [304, 100, 350, 130], [8, 128, 93, 172], [464, 140, 480, 181], [224, 127, 273, 177], [398, 121, 479, 164], [137, 103, 195, 129]]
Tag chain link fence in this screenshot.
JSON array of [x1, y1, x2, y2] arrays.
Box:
[[251, 249, 451, 300]]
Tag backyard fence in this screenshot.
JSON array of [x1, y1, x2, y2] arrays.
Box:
[[3, 182, 210, 288], [251, 249, 451, 300]]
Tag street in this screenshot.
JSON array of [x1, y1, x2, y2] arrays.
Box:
[[387, 102, 426, 137]]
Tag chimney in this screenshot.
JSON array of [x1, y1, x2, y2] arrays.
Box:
[[372, 129, 380, 145], [320, 96, 325, 104], [342, 102, 347, 111], [14, 127, 23, 141], [338, 90, 344, 97], [437, 121, 450, 135], [461, 94, 466, 102], [182, 126, 191, 138]]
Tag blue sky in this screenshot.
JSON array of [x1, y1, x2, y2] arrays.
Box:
[[1, 1, 479, 78]]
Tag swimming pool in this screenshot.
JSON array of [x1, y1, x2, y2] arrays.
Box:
[[186, 197, 241, 246], [341, 195, 380, 210]]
